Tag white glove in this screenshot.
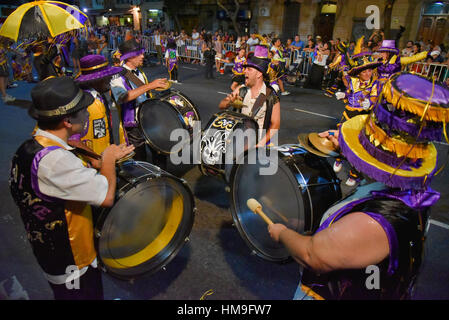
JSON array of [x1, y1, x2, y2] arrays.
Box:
[[361, 98, 371, 110], [335, 92, 345, 100]]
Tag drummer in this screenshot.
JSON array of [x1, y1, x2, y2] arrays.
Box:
[[110, 39, 168, 167], [71, 54, 127, 167], [218, 45, 281, 148], [267, 72, 448, 299], [9, 77, 134, 300]]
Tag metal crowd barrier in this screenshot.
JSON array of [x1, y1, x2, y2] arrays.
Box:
[[176, 39, 202, 61], [288, 50, 314, 78], [404, 62, 448, 83]]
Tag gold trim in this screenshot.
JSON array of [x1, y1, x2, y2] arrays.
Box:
[[80, 61, 109, 72], [341, 115, 437, 179], [36, 90, 84, 117], [365, 116, 430, 158], [383, 74, 449, 123]]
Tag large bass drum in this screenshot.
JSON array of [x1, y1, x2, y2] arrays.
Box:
[[200, 110, 258, 183], [137, 90, 201, 155], [95, 160, 195, 278], [230, 144, 341, 262]]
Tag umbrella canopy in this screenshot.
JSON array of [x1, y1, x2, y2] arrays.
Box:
[[0, 1, 89, 42]]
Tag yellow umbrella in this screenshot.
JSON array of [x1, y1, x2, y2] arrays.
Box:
[[0, 1, 89, 42]]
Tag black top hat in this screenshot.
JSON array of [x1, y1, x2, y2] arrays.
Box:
[[119, 39, 144, 61], [29, 76, 94, 121]]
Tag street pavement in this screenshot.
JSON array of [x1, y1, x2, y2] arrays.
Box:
[[0, 62, 448, 300]]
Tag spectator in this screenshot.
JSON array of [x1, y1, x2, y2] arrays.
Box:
[[402, 40, 414, 57], [202, 33, 216, 79], [214, 35, 224, 73], [247, 33, 260, 52], [154, 29, 162, 65], [304, 41, 330, 90], [291, 35, 304, 53]]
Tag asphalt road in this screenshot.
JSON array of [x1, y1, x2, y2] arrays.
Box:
[[0, 62, 448, 300]]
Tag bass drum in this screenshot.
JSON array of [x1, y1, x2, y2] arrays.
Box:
[[229, 144, 341, 262], [137, 90, 201, 155], [199, 110, 258, 183], [95, 161, 195, 278]]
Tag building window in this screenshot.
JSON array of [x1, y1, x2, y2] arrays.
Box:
[[423, 2, 449, 15]]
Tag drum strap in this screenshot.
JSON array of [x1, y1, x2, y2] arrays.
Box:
[[249, 88, 271, 118], [123, 70, 150, 99]]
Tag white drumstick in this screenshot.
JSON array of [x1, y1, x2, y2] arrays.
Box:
[[247, 198, 274, 225]]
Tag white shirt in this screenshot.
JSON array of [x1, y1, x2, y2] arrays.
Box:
[[34, 129, 108, 207], [165, 49, 178, 59], [246, 37, 259, 51], [154, 34, 161, 46], [110, 64, 148, 106], [241, 82, 268, 139]]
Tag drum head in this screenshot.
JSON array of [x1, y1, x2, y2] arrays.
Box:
[[97, 162, 194, 278], [138, 99, 186, 154], [230, 146, 341, 262]]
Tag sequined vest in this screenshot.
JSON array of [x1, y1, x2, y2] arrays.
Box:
[[9, 137, 96, 276]]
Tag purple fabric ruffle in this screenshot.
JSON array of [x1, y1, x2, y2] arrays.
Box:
[[358, 130, 422, 170], [339, 130, 436, 189], [371, 187, 440, 209], [374, 103, 442, 141]]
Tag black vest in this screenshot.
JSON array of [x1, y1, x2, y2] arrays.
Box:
[[9, 139, 77, 275], [301, 198, 428, 300]]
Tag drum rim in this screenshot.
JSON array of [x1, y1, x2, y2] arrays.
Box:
[[137, 98, 193, 155], [228, 145, 342, 262], [95, 161, 196, 279], [162, 90, 202, 122], [228, 148, 306, 262]]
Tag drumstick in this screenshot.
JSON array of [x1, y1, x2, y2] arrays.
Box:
[[259, 196, 289, 223], [247, 198, 274, 225]]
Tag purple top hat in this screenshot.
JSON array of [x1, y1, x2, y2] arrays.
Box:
[[75, 55, 123, 83], [377, 40, 399, 54]]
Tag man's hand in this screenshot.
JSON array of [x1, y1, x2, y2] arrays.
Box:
[[335, 91, 345, 100], [318, 130, 339, 150], [148, 78, 168, 90], [361, 98, 371, 110], [102, 144, 135, 163], [268, 223, 288, 242]]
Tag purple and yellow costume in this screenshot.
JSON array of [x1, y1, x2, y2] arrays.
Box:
[[376, 40, 427, 81]]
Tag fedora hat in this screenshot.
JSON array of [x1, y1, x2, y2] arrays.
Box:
[[29, 76, 94, 121], [75, 54, 123, 83]]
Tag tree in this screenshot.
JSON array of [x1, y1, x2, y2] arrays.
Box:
[[164, 0, 184, 31], [217, 0, 241, 36], [383, 0, 396, 39]]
